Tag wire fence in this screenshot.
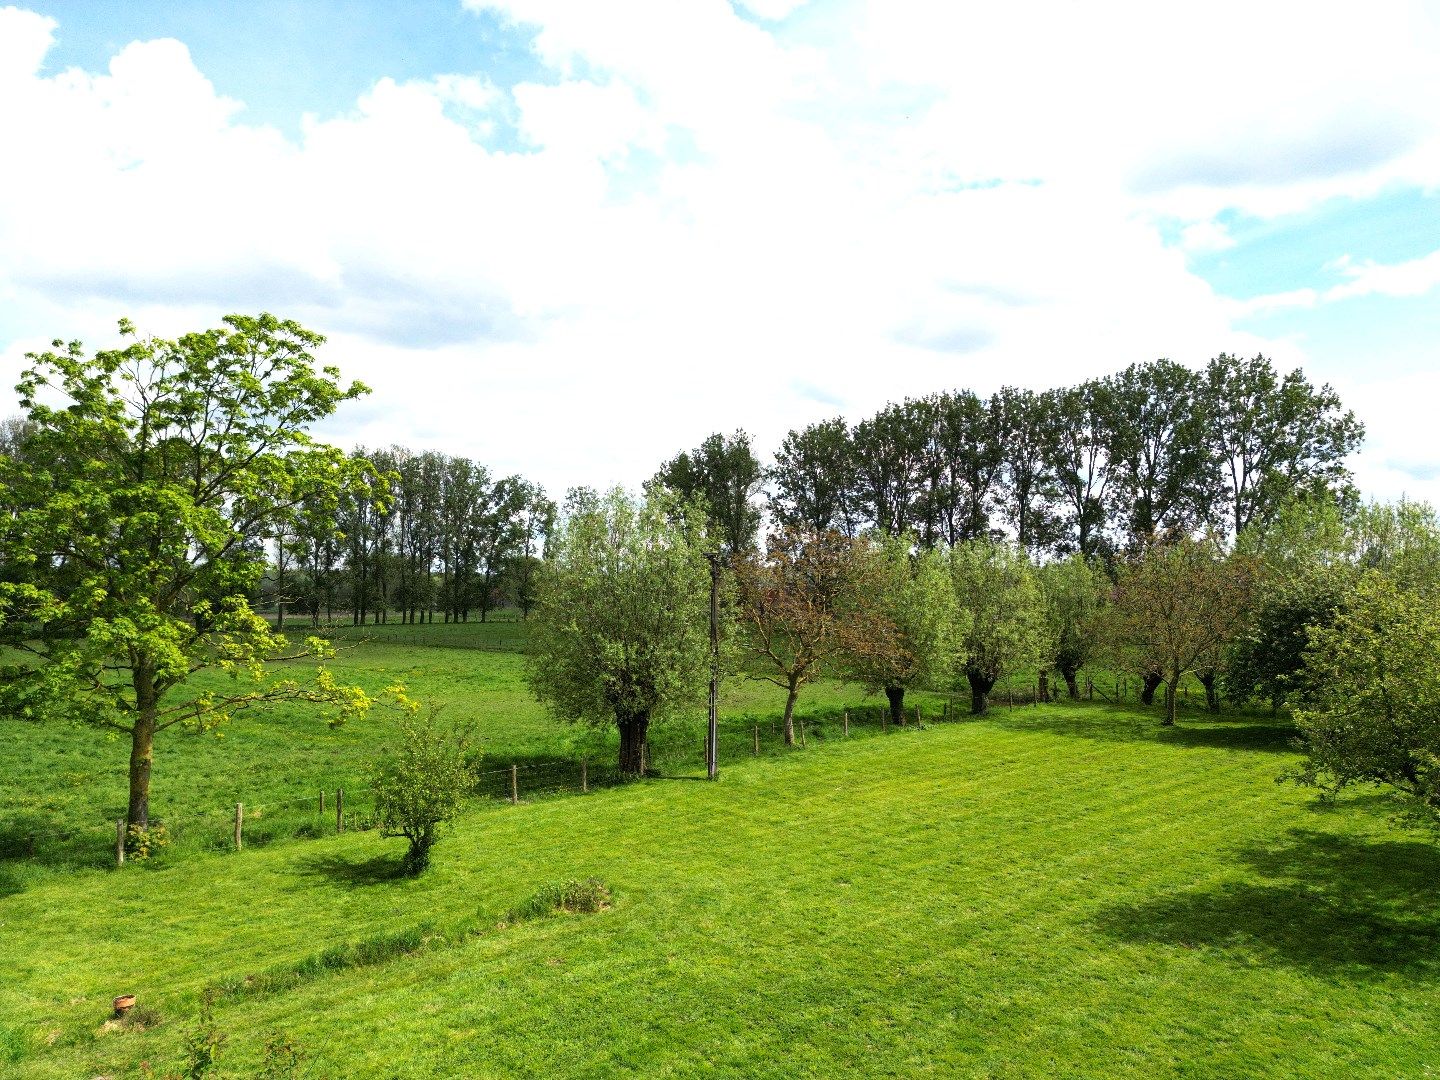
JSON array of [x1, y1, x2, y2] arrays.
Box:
[[2, 678, 1221, 869]]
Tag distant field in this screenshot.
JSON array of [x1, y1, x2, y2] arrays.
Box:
[[4, 634, 1433, 1077]]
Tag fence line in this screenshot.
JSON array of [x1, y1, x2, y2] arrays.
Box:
[[5, 688, 1178, 865]]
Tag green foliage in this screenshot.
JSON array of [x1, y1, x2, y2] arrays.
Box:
[[1100, 537, 1257, 724], [0, 314, 374, 828], [509, 877, 613, 921], [1038, 554, 1105, 696], [1203, 353, 1363, 535], [525, 488, 713, 774], [843, 534, 955, 702], [1293, 571, 1440, 826], [649, 430, 764, 556], [948, 539, 1048, 712], [125, 822, 171, 860], [372, 706, 475, 876]]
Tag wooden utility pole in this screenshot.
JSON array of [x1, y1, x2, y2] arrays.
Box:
[[704, 551, 721, 781]]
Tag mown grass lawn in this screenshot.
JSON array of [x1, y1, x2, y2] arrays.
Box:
[[2, 664, 1437, 1077]]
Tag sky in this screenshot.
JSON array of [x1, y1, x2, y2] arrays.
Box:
[[1, 1, 1438, 505]]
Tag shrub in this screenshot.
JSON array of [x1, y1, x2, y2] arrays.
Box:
[[372, 711, 475, 876]]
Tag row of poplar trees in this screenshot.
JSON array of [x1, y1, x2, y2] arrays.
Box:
[[267, 446, 555, 627], [655, 354, 1361, 558]]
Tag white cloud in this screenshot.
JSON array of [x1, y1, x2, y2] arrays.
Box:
[[0, 2, 1437, 504], [1324, 249, 1440, 301]]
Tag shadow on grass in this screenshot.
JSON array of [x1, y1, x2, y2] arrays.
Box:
[[1093, 829, 1440, 980], [991, 711, 1298, 755], [296, 851, 408, 887]]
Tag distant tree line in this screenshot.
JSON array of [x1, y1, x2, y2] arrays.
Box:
[[655, 356, 1362, 560], [266, 446, 555, 626]]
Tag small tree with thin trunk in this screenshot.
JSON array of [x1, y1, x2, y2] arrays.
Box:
[[525, 488, 711, 776], [734, 527, 897, 744], [843, 534, 955, 726], [1101, 537, 1257, 725], [949, 539, 1048, 714], [372, 705, 474, 876]]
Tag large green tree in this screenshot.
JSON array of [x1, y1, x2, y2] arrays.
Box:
[[525, 488, 713, 776], [1038, 554, 1105, 699], [948, 539, 1048, 714], [1203, 354, 1363, 536], [843, 534, 955, 726], [0, 315, 374, 830], [1293, 570, 1440, 827], [650, 430, 765, 556]]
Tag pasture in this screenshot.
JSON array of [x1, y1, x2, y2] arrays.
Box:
[[1, 630, 1436, 1077]]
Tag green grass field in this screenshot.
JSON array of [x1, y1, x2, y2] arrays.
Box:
[[2, 633, 1436, 1077]]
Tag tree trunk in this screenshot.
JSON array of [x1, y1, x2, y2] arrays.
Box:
[[782, 679, 801, 746], [884, 685, 905, 728], [1061, 666, 1080, 699], [1199, 671, 1220, 714], [966, 669, 995, 715], [127, 666, 159, 831], [617, 712, 650, 777], [1162, 669, 1179, 726], [1140, 670, 1163, 706]]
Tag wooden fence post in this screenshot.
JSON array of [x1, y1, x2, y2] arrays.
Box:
[[319, 790, 325, 816], [581, 757, 588, 794], [843, 710, 849, 736], [336, 788, 344, 833], [115, 818, 125, 867], [753, 724, 760, 755], [799, 718, 806, 747], [915, 705, 921, 728], [234, 803, 243, 851], [510, 764, 519, 804]]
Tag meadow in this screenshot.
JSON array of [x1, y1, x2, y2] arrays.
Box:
[[1, 625, 1436, 1077]]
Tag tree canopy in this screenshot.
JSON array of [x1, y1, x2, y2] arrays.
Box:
[[525, 488, 713, 775], [0, 314, 374, 830]]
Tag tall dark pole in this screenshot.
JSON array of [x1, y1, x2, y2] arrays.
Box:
[[705, 550, 720, 780]]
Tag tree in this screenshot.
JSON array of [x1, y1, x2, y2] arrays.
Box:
[[650, 430, 765, 556], [994, 386, 1058, 553], [1203, 353, 1363, 537], [1293, 570, 1440, 827], [769, 418, 860, 537], [734, 527, 897, 744], [1038, 555, 1105, 699], [1106, 361, 1214, 545], [948, 539, 1048, 714], [843, 534, 955, 726], [1040, 380, 1116, 559], [1101, 537, 1257, 725], [525, 488, 712, 776], [0, 315, 374, 830], [372, 706, 475, 876]]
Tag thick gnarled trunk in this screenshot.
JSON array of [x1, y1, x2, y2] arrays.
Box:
[[1140, 670, 1163, 706], [618, 711, 651, 776], [885, 685, 905, 728], [1061, 666, 1080, 699], [966, 668, 995, 715]]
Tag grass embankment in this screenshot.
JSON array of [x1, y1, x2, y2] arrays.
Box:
[[2, 660, 1437, 1076]]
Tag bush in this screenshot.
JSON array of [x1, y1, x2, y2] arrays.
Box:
[[371, 711, 475, 876]]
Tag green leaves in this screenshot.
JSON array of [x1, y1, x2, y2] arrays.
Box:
[[525, 488, 712, 732], [0, 313, 373, 825]]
